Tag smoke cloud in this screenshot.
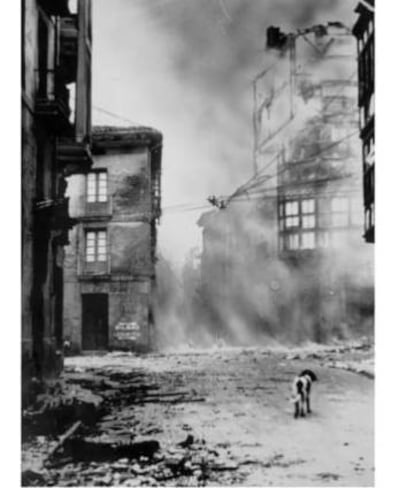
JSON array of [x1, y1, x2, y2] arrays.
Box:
[[91, 1, 372, 348], [92, 0, 358, 267]]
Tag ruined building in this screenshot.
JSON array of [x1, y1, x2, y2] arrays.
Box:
[[353, 0, 375, 243], [262, 24, 373, 340], [274, 77, 373, 341], [22, 0, 92, 400], [198, 24, 373, 344], [63, 126, 163, 353]]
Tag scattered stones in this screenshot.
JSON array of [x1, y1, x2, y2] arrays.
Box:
[[177, 434, 194, 448], [317, 472, 341, 481], [21, 469, 47, 486]]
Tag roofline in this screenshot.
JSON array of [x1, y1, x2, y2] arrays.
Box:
[[91, 126, 163, 152]]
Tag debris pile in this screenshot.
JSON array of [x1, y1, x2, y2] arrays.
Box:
[[22, 380, 105, 438], [23, 431, 254, 486], [22, 365, 218, 486]]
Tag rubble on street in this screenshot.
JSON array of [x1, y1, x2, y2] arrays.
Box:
[[22, 341, 374, 486]]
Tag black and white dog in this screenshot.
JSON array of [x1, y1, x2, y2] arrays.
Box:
[[291, 369, 318, 418]]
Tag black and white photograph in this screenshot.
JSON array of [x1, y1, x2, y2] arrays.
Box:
[[19, 0, 379, 486]]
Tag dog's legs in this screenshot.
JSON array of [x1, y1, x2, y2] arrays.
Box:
[[306, 384, 312, 414], [294, 401, 300, 419], [306, 395, 311, 414], [300, 392, 306, 417]]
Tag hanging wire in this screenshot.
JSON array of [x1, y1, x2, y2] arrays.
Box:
[[92, 105, 144, 126]]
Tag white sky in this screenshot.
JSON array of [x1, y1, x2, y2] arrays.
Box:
[[92, 0, 356, 268]]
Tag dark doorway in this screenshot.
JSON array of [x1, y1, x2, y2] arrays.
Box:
[[82, 294, 108, 350]]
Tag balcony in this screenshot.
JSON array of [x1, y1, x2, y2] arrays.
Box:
[[57, 2, 92, 176], [35, 71, 71, 132], [81, 261, 110, 277], [57, 138, 93, 176], [34, 197, 77, 244], [82, 196, 113, 220]]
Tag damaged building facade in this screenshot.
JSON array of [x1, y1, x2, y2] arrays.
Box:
[[274, 81, 374, 341], [22, 0, 92, 400], [353, 0, 375, 243], [63, 127, 163, 353], [198, 24, 374, 344]]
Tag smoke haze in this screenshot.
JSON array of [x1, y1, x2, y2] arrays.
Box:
[[92, 0, 358, 267]]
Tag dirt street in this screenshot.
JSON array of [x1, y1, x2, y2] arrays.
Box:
[[22, 346, 374, 486]]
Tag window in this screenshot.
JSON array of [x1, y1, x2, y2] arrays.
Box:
[[302, 215, 315, 229], [368, 20, 374, 36], [365, 204, 375, 230], [365, 138, 375, 166], [368, 93, 375, 120], [85, 230, 107, 262], [301, 199, 315, 229], [87, 171, 108, 203], [301, 232, 315, 250], [285, 201, 299, 228], [286, 233, 299, 250], [286, 201, 298, 215], [286, 216, 299, 228], [301, 199, 315, 214]]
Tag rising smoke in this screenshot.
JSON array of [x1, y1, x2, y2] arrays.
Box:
[[152, 2, 373, 349]]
